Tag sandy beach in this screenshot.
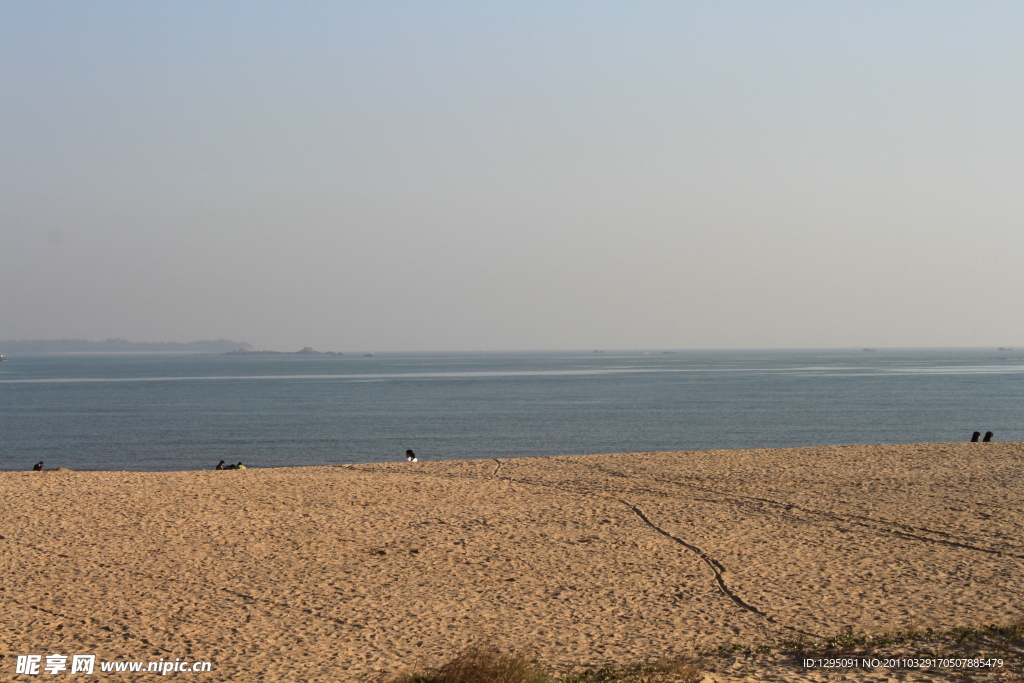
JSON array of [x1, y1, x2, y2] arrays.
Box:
[[2, 443, 1023, 681]]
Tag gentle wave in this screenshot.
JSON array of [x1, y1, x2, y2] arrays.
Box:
[[3, 364, 1024, 384], [3, 350, 1023, 471]]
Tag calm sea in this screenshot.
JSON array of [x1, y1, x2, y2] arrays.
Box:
[[1, 349, 1021, 471]]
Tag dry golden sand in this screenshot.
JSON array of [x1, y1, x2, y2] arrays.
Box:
[[2, 443, 1023, 682]]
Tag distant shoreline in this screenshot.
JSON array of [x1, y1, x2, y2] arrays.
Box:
[[0, 338, 252, 354], [0, 340, 354, 355]]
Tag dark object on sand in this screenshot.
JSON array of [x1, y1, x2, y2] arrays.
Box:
[[971, 431, 981, 442], [983, 431, 994, 442], [32, 461, 43, 471], [216, 460, 226, 470]]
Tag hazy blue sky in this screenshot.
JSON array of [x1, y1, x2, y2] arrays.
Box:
[[2, 2, 1021, 351]]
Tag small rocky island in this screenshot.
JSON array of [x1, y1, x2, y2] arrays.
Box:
[[224, 347, 342, 355]]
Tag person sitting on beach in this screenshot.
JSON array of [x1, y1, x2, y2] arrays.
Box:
[[32, 461, 43, 471], [226, 463, 237, 469], [405, 449, 417, 462], [983, 431, 994, 442], [216, 460, 226, 470], [970, 431, 981, 442], [236, 462, 246, 470]]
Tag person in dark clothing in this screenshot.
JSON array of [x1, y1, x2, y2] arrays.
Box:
[[216, 461, 226, 470], [970, 431, 981, 442], [983, 431, 994, 442], [32, 461, 43, 471], [405, 449, 417, 462]]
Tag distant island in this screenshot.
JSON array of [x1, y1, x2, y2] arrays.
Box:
[[0, 338, 254, 354], [224, 347, 342, 355]]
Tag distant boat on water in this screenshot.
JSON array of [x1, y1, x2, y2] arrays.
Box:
[[0, 354, 7, 361], [363, 353, 374, 357], [998, 347, 1013, 351], [862, 348, 877, 352]]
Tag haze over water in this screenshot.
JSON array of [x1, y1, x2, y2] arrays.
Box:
[[3, 4, 1022, 353], [1, 348, 1021, 472]]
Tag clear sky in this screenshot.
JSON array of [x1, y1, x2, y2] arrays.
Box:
[[2, 1, 1021, 352]]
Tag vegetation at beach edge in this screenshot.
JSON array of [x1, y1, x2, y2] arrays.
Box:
[[382, 619, 1024, 683], [381, 645, 702, 683], [771, 618, 1024, 658]]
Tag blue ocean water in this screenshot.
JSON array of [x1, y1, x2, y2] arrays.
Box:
[[0, 349, 1022, 471]]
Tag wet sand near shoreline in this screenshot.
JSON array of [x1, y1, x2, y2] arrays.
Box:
[[2, 443, 1023, 681]]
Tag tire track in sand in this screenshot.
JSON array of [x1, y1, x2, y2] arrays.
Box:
[[590, 463, 1024, 559], [624, 501, 763, 615], [624, 500, 823, 640]]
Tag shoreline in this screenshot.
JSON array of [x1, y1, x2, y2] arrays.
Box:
[[5, 440, 1014, 474], [3, 443, 1023, 681]]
